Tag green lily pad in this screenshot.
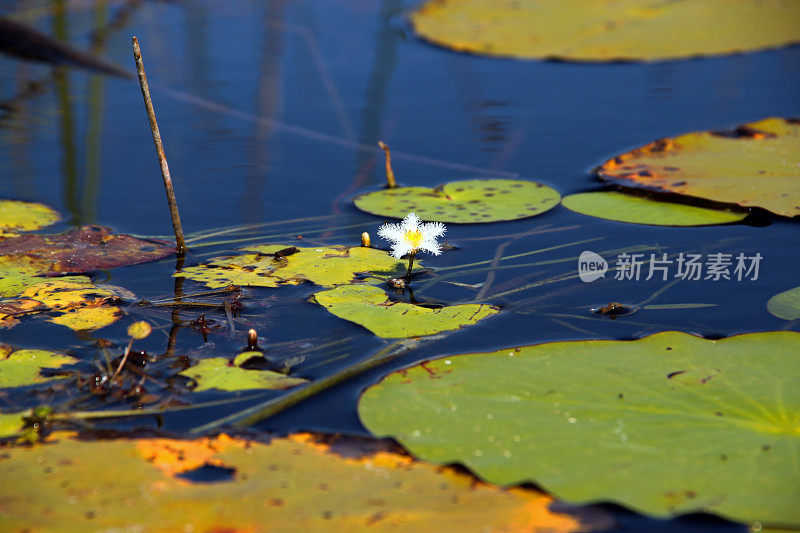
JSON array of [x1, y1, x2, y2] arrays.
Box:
[[177, 244, 409, 289], [0, 345, 78, 387], [179, 357, 307, 392], [312, 284, 499, 338], [561, 191, 746, 226], [0, 199, 60, 233], [353, 179, 561, 223], [410, 0, 800, 62], [358, 331, 800, 526], [598, 117, 800, 217], [767, 285, 800, 320]]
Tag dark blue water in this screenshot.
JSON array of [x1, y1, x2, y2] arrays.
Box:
[[0, 2, 797, 530]]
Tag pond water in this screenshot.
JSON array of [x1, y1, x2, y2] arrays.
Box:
[[1, 1, 798, 530]]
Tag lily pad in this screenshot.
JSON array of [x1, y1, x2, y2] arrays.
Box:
[[410, 0, 800, 62], [353, 179, 560, 223], [0, 432, 609, 531], [767, 285, 800, 320], [2, 279, 126, 331], [0, 199, 60, 233], [177, 244, 409, 289], [0, 411, 27, 439], [179, 357, 307, 392], [0, 345, 78, 388], [0, 225, 174, 274], [561, 191, 746, 226], [0, 256, 88, 297], [359, 331, 800, 526], [598, 117, 800, 217], [312, 284, 499, 338]]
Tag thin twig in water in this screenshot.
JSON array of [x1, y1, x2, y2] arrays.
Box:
[[132, 36, 186, 253]]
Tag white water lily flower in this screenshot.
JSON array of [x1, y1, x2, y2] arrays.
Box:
[[378, 212, 446, 259]]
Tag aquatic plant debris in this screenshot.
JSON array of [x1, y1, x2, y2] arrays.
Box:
[[0, 431, 611, 531], [598, 117, 800, 217], [312, 284, 499, 338], [0, 345, 78, 388], [176, 244, 411, 289], [179, 357, 307, 392], [0, 225, 175, 274], [410, 0, 800, 62], [561, 191, 746, 226], [359, 331, 800, 526], [354, 178, 560, 223]]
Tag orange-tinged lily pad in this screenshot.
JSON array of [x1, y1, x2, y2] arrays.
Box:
[[597, 117, 800, 217], [0, 432, 610, 532]]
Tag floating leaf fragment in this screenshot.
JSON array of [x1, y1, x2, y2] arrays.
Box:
[[561, 191, 746, 226], [0, 345, 78, 388], [179, 357, 307, 392], [177, 244, 409, 289], [598, 117, 800, 217], [410, 0, 800, 62], [354, 179, 560, 223], [0, 225, 174, 274], [359, 331, 800, 526], [313, 284, 499, 338], [767, 285, 800, 320], [0, 432, 609, 531], [0, 198, 60, 233]]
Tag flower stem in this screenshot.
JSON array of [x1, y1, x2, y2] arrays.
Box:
[[405, 251, 416, 279]]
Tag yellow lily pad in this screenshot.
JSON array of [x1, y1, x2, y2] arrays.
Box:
[[0, 345, 78, 388], [179, 357, 308, 392], [410, 0, 800, 62], [0, 432, 606, 531], [312, 284, 499, 338], [354, 179, 560, 223], [9, 280, 125, 331], [0, 199, 60, 232], [561, 191, 747, 226], [0, 411, 27, 438], [598, 117, 800, 217], [177, 244, 409, 289]]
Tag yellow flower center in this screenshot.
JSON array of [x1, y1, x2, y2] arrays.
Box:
[[405, 230, 423, 250]]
